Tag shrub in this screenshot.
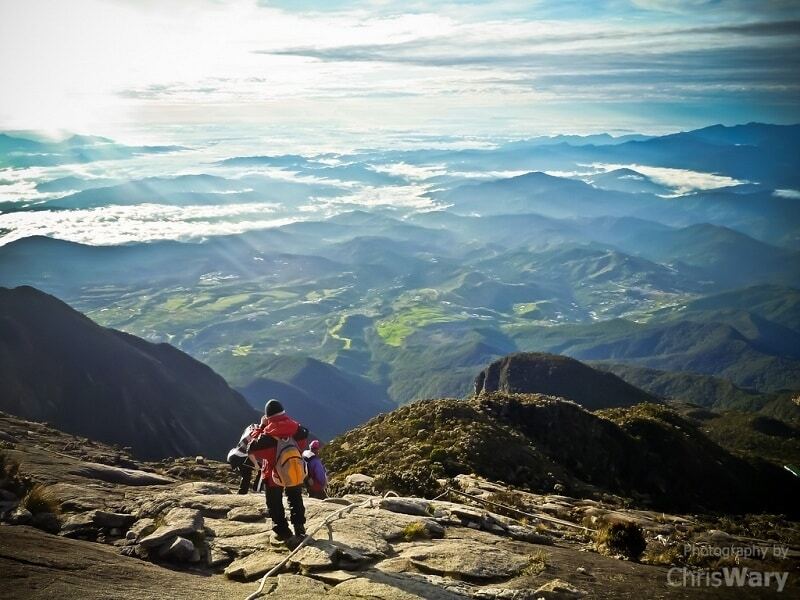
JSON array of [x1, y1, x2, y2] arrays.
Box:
[[402, 521, 430, 541], [21, 484, 61, 515], [374, 467, 444, 498], [523, 548, 549, 575], [594, 521, 646, 561], [429, 447, 449, 463], [0, 450, 31, 497]]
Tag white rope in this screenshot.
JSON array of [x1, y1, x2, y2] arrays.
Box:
[[441, 487, 596, 533], [243, 490, 399, 600]]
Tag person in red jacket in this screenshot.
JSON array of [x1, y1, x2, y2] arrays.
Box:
[[248, 399, 309, 540]]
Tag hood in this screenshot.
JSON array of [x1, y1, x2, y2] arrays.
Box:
[[263, 413, 299, 438]]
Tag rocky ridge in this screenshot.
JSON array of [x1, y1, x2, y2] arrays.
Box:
[[2, 411, 798, 598]]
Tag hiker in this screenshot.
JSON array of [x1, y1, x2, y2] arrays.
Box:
[[227, 423, 261, 495], [303, 439, 328, 499], [248, 399, 309, 541]]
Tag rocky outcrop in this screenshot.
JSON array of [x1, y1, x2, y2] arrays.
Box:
[[474, 352, 656, 409], [324, 392, 800, 514]]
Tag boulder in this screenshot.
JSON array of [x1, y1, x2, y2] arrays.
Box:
[[345, 474, 374, 486], [207, 545, 234, 568], [139, 508, 203, 548], [379, 497, 432, 517], [7, 507, 32, 525], [158, 536, 196, 562], [506, 524, 553, 545], [224, 549, 287, 581], [60, 511, 98, 537], [31, 512, 60, 533], [127, 518, 157, 541], [306, 570, 359, 585], [92, 510, 136, 529], [291, 539, 369, 572]]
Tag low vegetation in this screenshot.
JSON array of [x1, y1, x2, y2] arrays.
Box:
[[0, 450, 30, 498], [20, 484, 61, 515], [323, 392, 800, 514], [594, 522, 646, 561], [523, 548, 549, 576], [402, 521, 431, 541]]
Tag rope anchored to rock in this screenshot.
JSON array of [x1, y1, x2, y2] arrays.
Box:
[[244, 490, 400, 600], [440, 487, 596, 533]]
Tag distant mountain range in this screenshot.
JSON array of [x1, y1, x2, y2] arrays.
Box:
[[221, 354, 394, 441], [1, 121, 799, 424], [0, 132, 184, 169]]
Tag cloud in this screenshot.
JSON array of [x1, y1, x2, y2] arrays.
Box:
[[590, 163, 746, 194], [0, 202, 303, 246], [774, 188, 800, 199]]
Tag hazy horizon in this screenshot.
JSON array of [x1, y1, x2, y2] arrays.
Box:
[[2, 0, 799, 144]]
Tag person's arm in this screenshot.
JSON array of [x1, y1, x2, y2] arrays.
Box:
[[294, 425, 309, 450]]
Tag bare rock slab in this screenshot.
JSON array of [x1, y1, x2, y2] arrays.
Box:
[[330, 570, 470, 599], [224, 549, 288, 581], [139, 507, 203, 548], [68, 463, 173, 486], [532, 578, 587, 599], [403, 540, 530, 581]]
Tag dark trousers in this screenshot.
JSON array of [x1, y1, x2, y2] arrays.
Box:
[[265, 485, 305, 533], [237, 464, 254, 494]]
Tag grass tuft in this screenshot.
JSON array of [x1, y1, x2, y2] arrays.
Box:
[[523, 548, 549, 575], [21, 484, 61, 515], [402, 521, 430, 541]]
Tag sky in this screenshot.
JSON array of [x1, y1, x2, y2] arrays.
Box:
[[1, 0, 799, 142]]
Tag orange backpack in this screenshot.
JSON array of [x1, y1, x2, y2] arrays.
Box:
[[271, 437, 307, 487]]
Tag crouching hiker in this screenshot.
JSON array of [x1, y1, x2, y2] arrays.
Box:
[[227, 423, 261, 495], [248, 399, 309, 543], [303, 440, 328, 500]]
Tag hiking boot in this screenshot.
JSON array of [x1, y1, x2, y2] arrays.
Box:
[[271, 526, 292, 541], [286, 535, 304, 550], [293, 525, 306, 538]]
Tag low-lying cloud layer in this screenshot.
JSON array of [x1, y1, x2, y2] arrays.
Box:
[[0, 203, 301, 246]]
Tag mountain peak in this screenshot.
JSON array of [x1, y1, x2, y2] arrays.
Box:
[[474, 352, 657, 409]]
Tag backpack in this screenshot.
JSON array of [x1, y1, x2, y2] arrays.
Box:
[[304, 452, 328, 491], [271, 437, 307, 487], [227, 424, 258, 470]]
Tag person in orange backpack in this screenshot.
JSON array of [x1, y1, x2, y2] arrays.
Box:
[[248, 399, 309, 541]]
